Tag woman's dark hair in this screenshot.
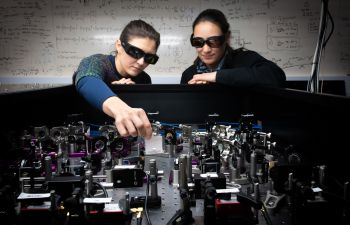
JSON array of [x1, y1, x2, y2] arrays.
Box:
[[192, 9, 230, 34], [120, 19, 160, 49]]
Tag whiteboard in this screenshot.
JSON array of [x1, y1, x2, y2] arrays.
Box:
[[0, 0, 349, 87]]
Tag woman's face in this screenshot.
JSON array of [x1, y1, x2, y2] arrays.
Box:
[[116, 37, 157, 77], [193, 21, 227, 69]]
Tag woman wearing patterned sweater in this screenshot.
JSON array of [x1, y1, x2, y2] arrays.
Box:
[[73, 20, 160, 139]]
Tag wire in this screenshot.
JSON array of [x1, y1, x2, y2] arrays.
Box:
[[308, 0, 325, 92], [261, 204, 274, 225], [308, 0, 327, 92], [93, 181, 108, 197], [144, 173, 153, 225], [322, 9, 334, 48], [307, 0, 334, 93]]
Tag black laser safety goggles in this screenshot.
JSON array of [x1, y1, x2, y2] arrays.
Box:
[[190, 34, 226, 48], [121, 41, 159, 64]]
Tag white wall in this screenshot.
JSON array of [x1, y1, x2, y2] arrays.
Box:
[[0, 0, 349, 93]]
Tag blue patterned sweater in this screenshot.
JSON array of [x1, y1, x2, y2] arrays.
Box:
[[73, 54, 151, 111]]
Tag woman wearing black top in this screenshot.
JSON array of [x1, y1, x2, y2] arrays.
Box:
[[181, 9, 286, 88]]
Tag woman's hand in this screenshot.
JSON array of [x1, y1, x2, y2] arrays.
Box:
[[188, 72, 217, 84], [111, 78, 135, 85], [102, 96, 152, 139]]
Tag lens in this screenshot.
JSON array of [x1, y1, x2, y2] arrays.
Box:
[[144, 54, 159, 64], [207, 36, 225, 48], [191, 37, 205, 48], [122, 42, 158, 64]]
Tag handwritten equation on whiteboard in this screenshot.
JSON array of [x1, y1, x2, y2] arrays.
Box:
[[0, 0, 349, 80]]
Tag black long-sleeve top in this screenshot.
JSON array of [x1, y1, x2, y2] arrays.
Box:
[[180, 48, 286, 88]]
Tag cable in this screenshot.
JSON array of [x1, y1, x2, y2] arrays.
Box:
[[93, 181, 108, 197], [322, 9, 334, 48], [261, 204, 274, 225], [319, 1, 334, 94], [308, 0, 326, 92], [308, 0, 334, 93], [144, 173, 153, 225], [308, 0, 327, 92]]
